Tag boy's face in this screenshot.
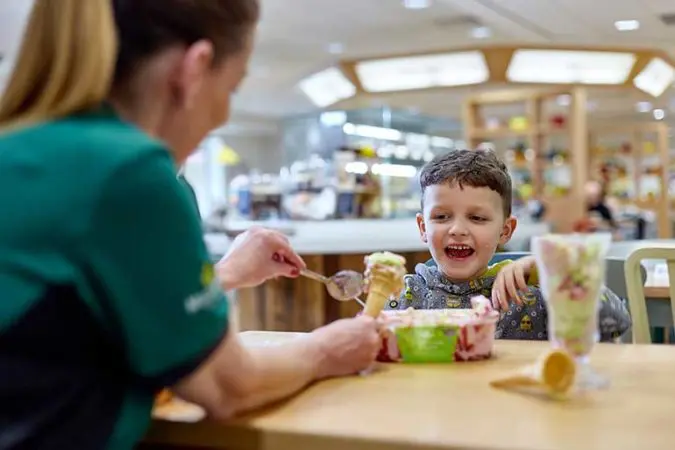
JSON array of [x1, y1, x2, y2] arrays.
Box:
[[417, 183, 517, 282]]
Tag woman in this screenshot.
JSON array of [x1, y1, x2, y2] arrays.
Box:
[[0, 1, 380, 449]]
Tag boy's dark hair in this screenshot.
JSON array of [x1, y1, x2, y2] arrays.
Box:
[[419, 149, 512, 217]]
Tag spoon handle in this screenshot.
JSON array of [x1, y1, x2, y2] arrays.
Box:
[[298, 268, 330, 284], [273, 253, 331, 285], [353, 297, 366, 308]]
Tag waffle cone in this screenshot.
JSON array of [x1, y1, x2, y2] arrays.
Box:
[[364, 271, 401, 317], [490, 349, 576, 395]]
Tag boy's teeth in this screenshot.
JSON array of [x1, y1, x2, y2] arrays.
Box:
[[447, 245, 471, 250]]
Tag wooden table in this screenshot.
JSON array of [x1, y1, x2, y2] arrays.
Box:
[[145, 333, 675, 450]]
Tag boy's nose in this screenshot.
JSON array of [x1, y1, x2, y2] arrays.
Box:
[[448, 221, 469, 236]]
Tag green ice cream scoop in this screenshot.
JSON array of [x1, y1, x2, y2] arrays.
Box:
[[365, 251, 406, 267]]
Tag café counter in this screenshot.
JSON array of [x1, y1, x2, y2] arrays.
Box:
[[206, 219, 549, 332]]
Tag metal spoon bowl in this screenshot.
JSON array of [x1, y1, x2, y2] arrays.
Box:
[[272, 253, 365, 305], [299, 268, 364, 302]]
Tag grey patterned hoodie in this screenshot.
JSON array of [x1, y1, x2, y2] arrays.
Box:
[[384, 263, 632, 342]]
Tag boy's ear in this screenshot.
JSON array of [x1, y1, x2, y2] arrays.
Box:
[[499, 215, 518, 246], [416, 213, 428, 243]]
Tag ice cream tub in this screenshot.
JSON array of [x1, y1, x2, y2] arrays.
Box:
[[377, 304, 499, 363]]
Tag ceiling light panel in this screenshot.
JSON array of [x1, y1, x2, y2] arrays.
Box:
[[471, 26, 492, 39], [355, 51, 489, 93], [633, 57, 675, 97], [298, 67, 356, 108], [506, 49, 636, 85], [615, 20, 640, 31], [403, 0, 431, 9]]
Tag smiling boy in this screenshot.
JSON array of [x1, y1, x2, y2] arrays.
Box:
[[386, 149, 631, 341]]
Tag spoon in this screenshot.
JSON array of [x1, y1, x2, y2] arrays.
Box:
[[299, 268, 365, 305], [273, 253, 365, 304]]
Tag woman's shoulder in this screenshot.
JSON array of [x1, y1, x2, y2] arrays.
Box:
[[0, 107, 178, 225], [0, 106, 171, 173]]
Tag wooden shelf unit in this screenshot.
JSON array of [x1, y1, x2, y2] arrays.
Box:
[[462, 87, 589, 233], [589, 122, 670, 238]]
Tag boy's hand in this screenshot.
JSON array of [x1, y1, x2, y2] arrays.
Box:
[[491, 256, 537, 310]]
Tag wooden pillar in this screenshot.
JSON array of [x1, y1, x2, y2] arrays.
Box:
[[526, 97, 544, 196], [569, 86, 589, 223], [657, 123, 671, 238], [463, 101, 481, 149], [632, 130, 642, 200]]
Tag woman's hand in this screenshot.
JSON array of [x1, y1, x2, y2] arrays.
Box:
[[217, 226, 306, 290], [491, 256, 536, 310], [310, 315, 381, 379]]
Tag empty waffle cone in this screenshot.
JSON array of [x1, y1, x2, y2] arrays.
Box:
[[490, 349, 576, 396], [154, 388, 173, 407], [363, 271, 400, 317]]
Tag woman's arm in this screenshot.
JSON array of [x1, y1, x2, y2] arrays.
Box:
[[172, 334, 321, 419], [173, 317, 380, 419]]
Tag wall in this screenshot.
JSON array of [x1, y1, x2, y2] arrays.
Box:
[[222, 134, 283, 174], [184, 118, 284, 218]]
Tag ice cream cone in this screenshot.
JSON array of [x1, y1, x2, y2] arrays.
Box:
[[363, 252, 406, 317], [490, 349, 576, 396], [364, 270, 401, 317]]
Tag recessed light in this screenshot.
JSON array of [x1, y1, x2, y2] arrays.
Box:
[[615, 20, 640, 31], [636, 101, 652, 113], [471, 26, 492, 39], [403, 0, 431, 10], [653, 108, 665, 120], [327, 42, 344, 55]]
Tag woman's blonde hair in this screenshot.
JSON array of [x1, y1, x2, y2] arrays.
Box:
[[0, 0, 118, 130], [0, 0, 260, 131]]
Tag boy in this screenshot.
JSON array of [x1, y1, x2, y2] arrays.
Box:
[[386, 149, 631, 342]]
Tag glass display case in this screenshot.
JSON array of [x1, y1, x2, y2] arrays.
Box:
[[186, 108, 464, 224], [280, 107, 464, 219]]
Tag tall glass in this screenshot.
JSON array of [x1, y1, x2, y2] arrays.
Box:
[[531, 232, 612, 391]]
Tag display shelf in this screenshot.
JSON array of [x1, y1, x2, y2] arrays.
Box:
[[588, 122, 670, 238], [463, 87, 589, 233]]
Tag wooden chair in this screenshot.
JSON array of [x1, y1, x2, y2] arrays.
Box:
[[624, 247, 675, 344]]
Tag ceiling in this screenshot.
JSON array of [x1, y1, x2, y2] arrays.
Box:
[[233, 0, 675, 130], [3, 0, 675, 134]]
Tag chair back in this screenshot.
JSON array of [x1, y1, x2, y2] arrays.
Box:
[[605, 257, 644, 302], [624, 247, 675, 344]]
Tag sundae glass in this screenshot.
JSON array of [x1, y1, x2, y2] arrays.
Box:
[[531, 232, 612, 391]]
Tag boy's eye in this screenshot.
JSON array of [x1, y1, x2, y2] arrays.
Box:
[[470, 215, 487, 222], [433, 214, 449, 220]]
